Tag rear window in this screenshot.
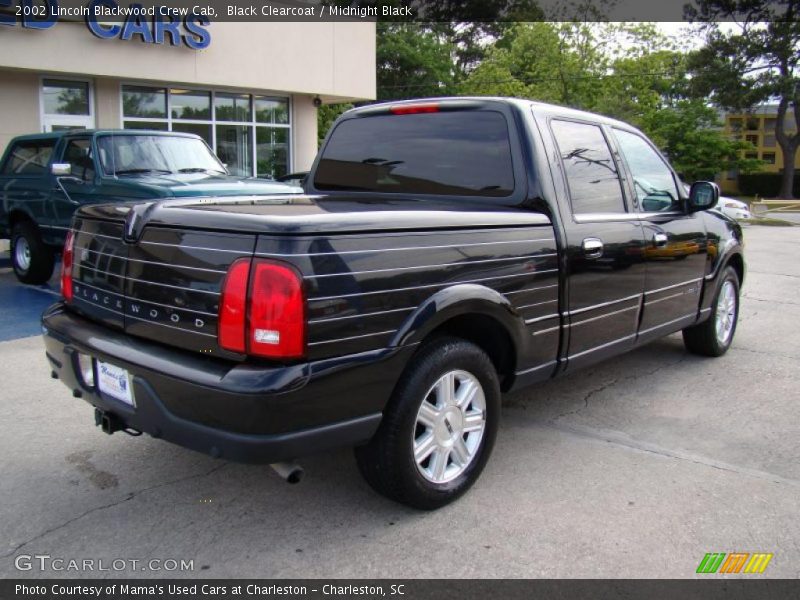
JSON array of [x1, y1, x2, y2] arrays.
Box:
[[313, 111, 515, 197], [2, 139, 56, 175]]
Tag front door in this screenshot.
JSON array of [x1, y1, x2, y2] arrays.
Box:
[[610, 128, 707, 342], [49, 136, 100, 243], [548, 118, 647, 371]]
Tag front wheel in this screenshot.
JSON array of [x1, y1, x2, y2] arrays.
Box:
[[682, 266, 740, 357], [11, 222, 55, 285], [355, 337, 501, 510]]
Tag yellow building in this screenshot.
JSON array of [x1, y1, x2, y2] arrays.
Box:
[[719, 104, 800, 195]]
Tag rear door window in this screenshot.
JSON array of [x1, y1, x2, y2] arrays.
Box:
[[314, 110, 515, 197], [550, 119, 626, 214], [2, 139, 56, 175]]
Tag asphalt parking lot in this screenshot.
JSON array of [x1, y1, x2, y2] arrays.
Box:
[[0, 225, 798, 579]]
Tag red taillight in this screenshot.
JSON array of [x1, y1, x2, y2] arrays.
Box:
[[248, 261, 305, 358], [218, 259, 305, 359], [61, 230, 75, 302], [218, 258, 250, 353], [390, 103, 439, 115]]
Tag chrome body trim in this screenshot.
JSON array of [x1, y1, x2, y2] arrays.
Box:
[[569, 305, 638, 327], [637, 313, 696, 336], [256, 237, 557, 258], [515, 360, 558, 376], [568, 334, 636, 360], [524, 313, 559, 325], [307, 329, 396, 346], [310, 269, 559, 302], [308, 306, 415, 324], [568, 293, 641, 316], [645, 278, 703, 296]]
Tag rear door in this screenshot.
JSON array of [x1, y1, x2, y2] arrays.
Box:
[[0, 138, 57, 237], [547, 118, 647, 371], [610, 128, 706, 342]]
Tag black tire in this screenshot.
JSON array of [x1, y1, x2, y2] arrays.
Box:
[[682, 266, 740, 357], [11, 222, 55, 285], [355, 336, 501, 510]]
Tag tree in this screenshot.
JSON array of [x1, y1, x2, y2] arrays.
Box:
[[685, 0, 800, 198], [640, 99, 761, 181], [376, 22, 456, 100], [317, 103, 352, 147], [462, 21, 760, 182], [462, 22, 608, 108]]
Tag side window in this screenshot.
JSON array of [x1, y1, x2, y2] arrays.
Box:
[[613, 129, 680, 212], [2, 140, 56, 175], [550, 119, 626, 214], [63, 139, 95, 181]]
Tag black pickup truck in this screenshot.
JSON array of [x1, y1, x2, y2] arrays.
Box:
[[42, 98, 744, 509]]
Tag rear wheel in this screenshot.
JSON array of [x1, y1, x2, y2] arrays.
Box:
[[355, 337, 500, 510], [682, 266, 740, 357], [11, 222, 55, 285]]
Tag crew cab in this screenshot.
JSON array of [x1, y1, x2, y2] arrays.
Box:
[[0, 130, 300, 284], [41, 98, 744, 509]]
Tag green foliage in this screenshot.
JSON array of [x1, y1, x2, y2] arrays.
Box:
[[318, 14, 788, 184], [376, 23, 456, 100], [461, 21, 758, 181], [640, 99, 762, 181], [462, 22, 608, 108], [317, 103, 352, 148], [684, 0, 800, 197]]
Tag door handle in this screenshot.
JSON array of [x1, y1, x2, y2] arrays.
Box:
[[653, 232, 668, 247], [582, 238, 603, 259]]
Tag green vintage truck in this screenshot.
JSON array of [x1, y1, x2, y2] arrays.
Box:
[[0, 130, 301, 283]]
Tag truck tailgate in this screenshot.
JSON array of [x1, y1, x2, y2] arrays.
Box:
[[70, 215, 256, 359]]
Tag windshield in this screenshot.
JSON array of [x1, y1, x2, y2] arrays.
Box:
[[97, 134, 226, 176]]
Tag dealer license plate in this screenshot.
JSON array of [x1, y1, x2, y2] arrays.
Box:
[[97, 361, 134, 407]]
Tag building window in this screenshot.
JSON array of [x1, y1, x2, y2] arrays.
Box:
[[745, 117, 759, 130], [763, 134, 776, 148], [41, 78, 95, 131], [726, 169, 738, 180], [728, 118, 742, 132], [762, 152, 776, 165], [745, 134, 759, 146], [121, 85, 290, 178]]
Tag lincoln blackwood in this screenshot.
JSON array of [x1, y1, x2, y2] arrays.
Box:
[[42, 98, 744, 509]]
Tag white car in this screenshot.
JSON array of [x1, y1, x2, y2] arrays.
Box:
[[715, 196, 752, 220]]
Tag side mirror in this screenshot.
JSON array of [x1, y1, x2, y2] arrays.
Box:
[[51, 163, 72, 176], [688, 181, 719, 213]]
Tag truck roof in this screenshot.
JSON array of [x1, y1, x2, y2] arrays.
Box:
[[347, 96, 636, 131], [8, 129, 202, 143]]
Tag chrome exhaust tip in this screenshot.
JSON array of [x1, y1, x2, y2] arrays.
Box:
[[270, 461, 304, 484]]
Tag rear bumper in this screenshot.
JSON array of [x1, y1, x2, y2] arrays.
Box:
[[42, 303, 415, 463]]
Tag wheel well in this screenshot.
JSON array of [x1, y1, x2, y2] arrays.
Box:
[[8, 210, 33, 231], [427, 313, 516, 391], [727, 253, 744, 286]]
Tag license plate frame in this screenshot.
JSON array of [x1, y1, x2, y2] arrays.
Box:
[[96, 361, 135, 407]]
